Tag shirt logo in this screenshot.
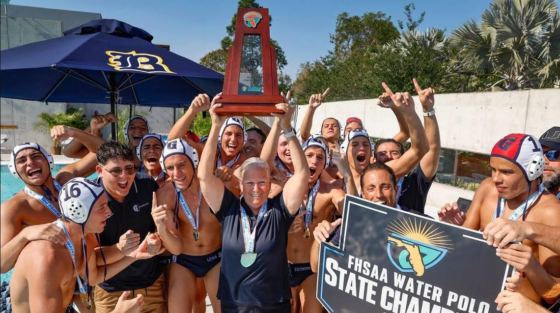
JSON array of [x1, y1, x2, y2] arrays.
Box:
[[106, 50, 176, 74], [133, 202, 149, 212]]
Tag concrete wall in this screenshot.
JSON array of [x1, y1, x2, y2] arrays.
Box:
[[293, 89, 559, 154]]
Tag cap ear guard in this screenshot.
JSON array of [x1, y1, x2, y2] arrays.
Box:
[[303, 138, 330, 169], [219, 117, 248, 146], [160, 138, 199, 173], [136, 133, 165, 161], [9, 142, 55, 180], [527, 154, 545, 181], [59, 178, 105, 225], [123, 115, 152, 145]]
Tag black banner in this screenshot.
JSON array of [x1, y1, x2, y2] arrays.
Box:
[[317, 195, 513, 313]]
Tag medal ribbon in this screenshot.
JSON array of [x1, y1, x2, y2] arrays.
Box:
[[24, 180, 62, 217], [55, 220, 89, 296], [240, 200, 267, 254], [395, 177, 404, 204], [216, 149, 240, 169], [274, 156, 293, 178], [301, 180, 320, 230], [176, 185, 202, 233], [493, 184, 544, 221]]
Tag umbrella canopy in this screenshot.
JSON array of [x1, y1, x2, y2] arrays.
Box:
[[1, 19, 224, 136]]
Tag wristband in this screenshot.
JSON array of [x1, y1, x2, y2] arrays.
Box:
[[423, 109, 436, 117], [283, 129, 295, 139]]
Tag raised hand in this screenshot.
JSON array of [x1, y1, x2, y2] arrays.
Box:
[[381, 83, 416, 114], [308, 88, 330, 109], [215, 165, 233, 181], [116, 230, 141, 256], [413, 78, 435, 112], [331, 143, 351, 177], [112, 291, 144, 313], [191, 94, 212, 113], [51, 125, 75, 142], [23, 222, 67, 245], [483, 218, 527, 248], [377, 92, 395, 109], [280, 90, 292, 104], [437, 203, 466, 226], [90, 115, 107, 131], [151, 192, 168, 230], [313, 218, 342, 242], [271, 103, 294, 130], [209, 92, 227, 126]]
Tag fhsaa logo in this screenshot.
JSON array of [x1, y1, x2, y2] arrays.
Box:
[[106, 51, 175, 74], [243, 11, 262, 28], [387, 218, 452, 277]]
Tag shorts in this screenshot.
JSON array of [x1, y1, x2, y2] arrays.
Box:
[[172, 249, 222, 278], [221, 301, 290, 313], [93, 274, 166, 313], [288, 263, 314, 287]]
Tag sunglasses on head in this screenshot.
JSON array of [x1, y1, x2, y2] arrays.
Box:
[[545, 150, 559, 161]]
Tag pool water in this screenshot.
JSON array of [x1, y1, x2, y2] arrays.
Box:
[[0, 164, 97, 283]]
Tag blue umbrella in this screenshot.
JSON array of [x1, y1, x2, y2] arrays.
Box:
[[0, 19, 224, 138]]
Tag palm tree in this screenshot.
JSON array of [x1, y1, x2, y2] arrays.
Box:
[[452, 0, 560, 90]]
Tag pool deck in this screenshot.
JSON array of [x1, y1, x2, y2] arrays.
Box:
[[1, 153, 79, 165]]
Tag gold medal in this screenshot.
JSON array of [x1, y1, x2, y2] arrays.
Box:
[[193, 229, 199, 241], [80, 293, 92, 310], [304, 227, 310, 239]]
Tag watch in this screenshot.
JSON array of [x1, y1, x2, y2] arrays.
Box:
[[423, 109, 436, 117], [283, 128, 295, 139]]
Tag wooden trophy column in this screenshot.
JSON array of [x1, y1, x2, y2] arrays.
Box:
[[214, 8, 284, 116]]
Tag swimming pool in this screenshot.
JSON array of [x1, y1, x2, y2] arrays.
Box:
[[0, 164, 97, 283]]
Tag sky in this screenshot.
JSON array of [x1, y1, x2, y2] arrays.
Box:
[[13, 0, 493, 80]]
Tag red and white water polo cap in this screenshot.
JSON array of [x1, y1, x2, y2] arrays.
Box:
[[491, 133, 545, 182]]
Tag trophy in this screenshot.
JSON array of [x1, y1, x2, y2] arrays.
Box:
[[214, 8, 284, 116]]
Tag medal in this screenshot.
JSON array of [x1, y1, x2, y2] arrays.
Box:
[[240, 252, 258, 268], [304, 227, 310, 239], [80, 293, 92, 310], [193, 229, 199, 241], [176, 185, 202, 241], [301, 180, 319, 239]]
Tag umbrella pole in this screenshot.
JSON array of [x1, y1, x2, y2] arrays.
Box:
[[110, 72, 118, 140]]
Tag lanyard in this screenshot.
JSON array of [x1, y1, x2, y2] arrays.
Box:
[[239, 200, 267, 254], [24, 180, 62, 218], [141, 165, 166, 181], [55, 220, 88, 295], [176, 186, 202, 233], [395, 177, 404, 204], [301, 180, 320, 229], [493, 185, 544, 221], [216, 149, 240, 169], [274, 157, 292, 178]]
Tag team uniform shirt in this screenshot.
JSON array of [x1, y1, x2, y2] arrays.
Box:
[[215, 188, 296, 307], [397, 166, 435, 214], [97, 172, 162, 292]]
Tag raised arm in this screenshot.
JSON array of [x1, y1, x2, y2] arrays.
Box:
[[246, 116, 271, 136], [198, 95, 227, 213], [381, 83, 429, 180], [260, 118, 281, 169], [63, 113, 116, 158], [414, 79, 441, 179], [378, 93, 410, 144], [275, 104, 310, 215], [168, 94, 212, 141], [300, 88, 330, 142], [52, 125, 107, 182], [331, 146, 358, 213]]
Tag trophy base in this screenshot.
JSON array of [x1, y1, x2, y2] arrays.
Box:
[[214, 95, 284, 116]]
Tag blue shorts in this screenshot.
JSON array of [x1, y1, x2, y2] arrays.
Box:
[[172, 249, 222, 278], [288, 263, 314, 287]]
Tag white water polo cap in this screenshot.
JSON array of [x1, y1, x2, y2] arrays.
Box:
[[160, 138, 199, 172], [136, 133, 165, 161], [59, 178, 105, 225], [340, 129, 373, 154], [9, 142, 55, 180], [302, 138, 330, 169], [123, 115, 152, 144], [219, 117, 247, 146], [491, 133, 545, 182]]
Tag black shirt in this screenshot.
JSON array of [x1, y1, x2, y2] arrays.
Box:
[[398, 165, 435, 214], [215, 188, 296, 306], [97, 172, 162, 292]]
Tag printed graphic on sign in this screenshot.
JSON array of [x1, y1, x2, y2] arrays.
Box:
[[316, 195, 513, 313], [387, 218, 452, 277], [243, 11, 262, 28], [106, 51, 175, 74]]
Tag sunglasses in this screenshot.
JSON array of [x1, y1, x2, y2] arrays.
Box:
[[545, 150, 559, 161], [102, 166, 136, 177]]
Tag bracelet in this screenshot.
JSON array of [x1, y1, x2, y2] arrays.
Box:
[[423, 109, 436, 117], [283, 128, 295, 139]]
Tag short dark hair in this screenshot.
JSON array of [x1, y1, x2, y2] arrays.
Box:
[[374, 139, 405, 156], [96, 141, 134, 165], [247, 128, 266, 144], [360, 163, 397, 191]]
